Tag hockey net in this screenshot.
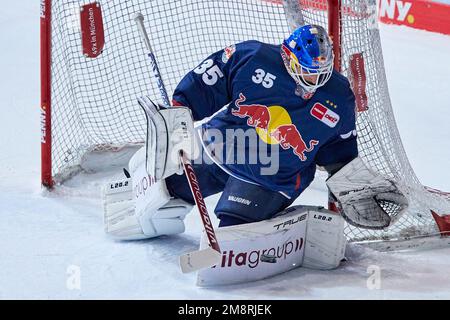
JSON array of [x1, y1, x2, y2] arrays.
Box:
[[41, 0, 450, 244]]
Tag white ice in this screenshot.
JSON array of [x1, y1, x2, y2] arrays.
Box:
[[0, 1, 449, 299]]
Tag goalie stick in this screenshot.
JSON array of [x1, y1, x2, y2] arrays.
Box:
[[133, 12, 222, 274]]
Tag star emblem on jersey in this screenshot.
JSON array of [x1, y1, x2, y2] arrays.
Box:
[[326, 100, 338, 109], [232, 93, 319, 161], [310, 103, 340, 128]]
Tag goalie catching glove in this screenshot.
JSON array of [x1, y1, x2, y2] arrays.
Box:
[[326, 157, 409, 230]]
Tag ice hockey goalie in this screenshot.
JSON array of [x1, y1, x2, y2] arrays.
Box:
[[102, 24, 408, 284]]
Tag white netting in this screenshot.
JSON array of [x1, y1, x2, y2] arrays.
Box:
[[299, 0, 450, 241], [47, 0, 450, 242]]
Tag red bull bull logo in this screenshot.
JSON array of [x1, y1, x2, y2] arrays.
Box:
[[270, 124, 319, 161], [231, 93, 319, 162], [232, 93, 271, 130]]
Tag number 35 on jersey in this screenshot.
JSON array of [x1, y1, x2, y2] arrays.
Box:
[[194, 59, 277, 89], [252, 69, 276, 88], [194, 59, 224, 86]]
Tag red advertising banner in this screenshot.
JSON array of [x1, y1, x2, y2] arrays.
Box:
[[80, 2, 105, 58], [349, 53, 369, 113], [264, 0, 450, 36], [379, 0, 450, 35]]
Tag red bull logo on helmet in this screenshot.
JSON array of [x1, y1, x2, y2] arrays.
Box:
[[312, 55, 327, 67], [232, 93, 319, 162]]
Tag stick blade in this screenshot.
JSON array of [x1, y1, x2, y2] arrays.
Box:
[[179, 247, 222, 274]]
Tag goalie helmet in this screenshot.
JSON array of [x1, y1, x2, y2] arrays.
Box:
[[281, 24, 334, 93]]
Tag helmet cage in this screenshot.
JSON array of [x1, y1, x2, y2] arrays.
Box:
[[287, 53, 334, 92]]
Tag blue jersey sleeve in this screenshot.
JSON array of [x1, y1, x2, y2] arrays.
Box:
[[315, 92, 358, 167], [172, 42, 256, 121]]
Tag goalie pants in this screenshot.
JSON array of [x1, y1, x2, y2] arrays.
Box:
[[165, 162, 294, 227]]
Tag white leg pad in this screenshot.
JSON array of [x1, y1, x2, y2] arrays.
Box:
[[197, 207, 308, 286], [103, 147, 193, 240], [196, 206, 346, 286], [303, 210, 347, 270]]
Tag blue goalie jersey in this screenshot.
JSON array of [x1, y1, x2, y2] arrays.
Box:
[[173, 40, 358, 199]]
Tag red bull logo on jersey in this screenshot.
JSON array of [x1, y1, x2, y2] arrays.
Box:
[[270, 125, 319, 162], [232, 93, 319, 162], [232, 93, 271, 130]]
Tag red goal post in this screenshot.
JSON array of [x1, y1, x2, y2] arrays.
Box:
[[41, 0, 52, 188]]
